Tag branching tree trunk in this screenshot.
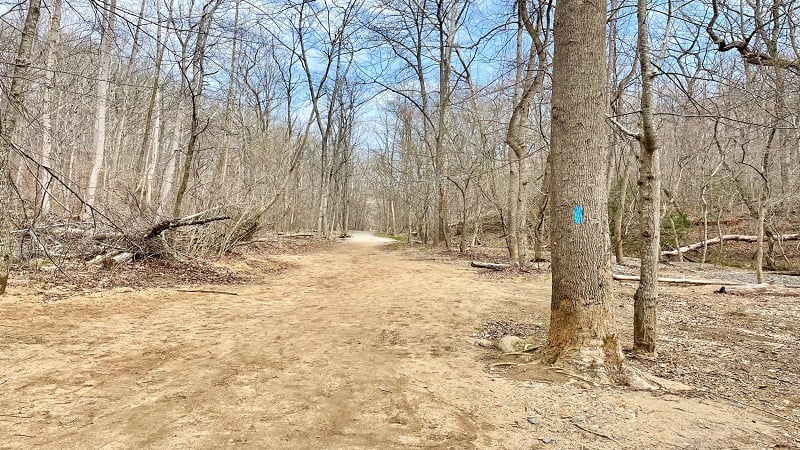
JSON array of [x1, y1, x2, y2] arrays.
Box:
[[173, 0, 224, 217], [505, 0, 550, 266]]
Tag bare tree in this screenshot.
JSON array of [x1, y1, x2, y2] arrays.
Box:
[[505, 0, 550, 266], [85, 0, 117, 217], [0, 0, 43, 294]]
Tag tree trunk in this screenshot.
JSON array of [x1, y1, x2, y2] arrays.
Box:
[[85, 0, 117, 217], [612, 149, 631, 264], [172, 0, 223, 217], [544, 0, 622, 379], [135, 0, 168, 196], [144, 89, 162, 205], [633, 0, 661, 356], [0, 0, 42, 294], [507, 152, 520, 262], [40, 0, 62, 216]]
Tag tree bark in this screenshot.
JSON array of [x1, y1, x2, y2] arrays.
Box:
[[633, 0, 661, 356], [0, 0, 42, 294], [544, 0, 622, 380], [85, 0, 117, 217], [40, 0, 62, 216]]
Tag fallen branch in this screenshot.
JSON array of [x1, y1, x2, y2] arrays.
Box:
[[471, 261, 512, 270], [661, 233, 800, 257], [719, 394, 800, 425], [174, 289, 239, 296], [88, 251, 134, 269], [145, 215, 231, 239], [612, 273, 745, 285], [717, 284, 799, 297], [572, 423, 621, 444], [280, 233, 315, 238], [488, 362, 519, 368]]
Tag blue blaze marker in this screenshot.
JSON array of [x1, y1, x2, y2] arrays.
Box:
[[573, 205, 583, 224]]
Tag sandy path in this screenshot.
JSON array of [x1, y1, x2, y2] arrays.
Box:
[[0, 238, 790, 449]]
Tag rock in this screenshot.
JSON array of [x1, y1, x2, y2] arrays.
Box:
[[541, 437, 556, 444], [495, 335, 525, 353], [526, 417, 538, 425], [570, 416, 584, 424]]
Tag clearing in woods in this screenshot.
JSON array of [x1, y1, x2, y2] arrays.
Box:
[[1, 231, 797, 448]]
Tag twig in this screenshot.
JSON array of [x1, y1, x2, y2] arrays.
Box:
[[764, 374, 794, 384], [547, 367, 598, 387], [488, 362, 519, 368], [175, 289, 238, 296], [719, 395, 800, 425], [573, 422, 621, 444]]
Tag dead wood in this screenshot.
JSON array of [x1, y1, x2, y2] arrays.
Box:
[[471, 261, 512, 270], [145, 215, 231, 239], [717, 284, 799, 297], [175, 288, 238, 295], [612, 273, 745, 285], [572, 423, 621, 444], [661, 233, 800, 257], [88, 250, 134, 269]]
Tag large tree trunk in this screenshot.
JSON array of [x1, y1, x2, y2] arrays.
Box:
[[544, 0, 623, 380], [0, 0, 42, 294], [633, 0, 661, 356]]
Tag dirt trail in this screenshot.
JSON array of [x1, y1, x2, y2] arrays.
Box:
[[0, 237, 794, 449]]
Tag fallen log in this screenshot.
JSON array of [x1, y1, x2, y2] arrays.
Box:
[[471, 261, 512, 270], [145, 215, 230, 239], [717, 284, 799, 297], [612, 273, 746, 286], [88, 250, 134, 268], [281, 233, 315, 238], [661, 233, 800, 257]]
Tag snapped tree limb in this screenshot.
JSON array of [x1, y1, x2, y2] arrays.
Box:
[[661, 234, 800, 257]]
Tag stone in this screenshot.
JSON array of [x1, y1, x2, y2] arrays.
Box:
[[495, 335, 525, 353]]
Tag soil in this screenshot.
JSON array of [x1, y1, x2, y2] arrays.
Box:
[[1, 231, 798, 449]]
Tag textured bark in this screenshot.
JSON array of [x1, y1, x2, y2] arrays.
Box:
[[0, 0, 42, 294], [544, 0, 622, 379], [633, 0, 661, 356]]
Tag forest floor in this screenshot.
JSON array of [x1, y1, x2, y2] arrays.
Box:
[[1, 231, 798, 449]]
